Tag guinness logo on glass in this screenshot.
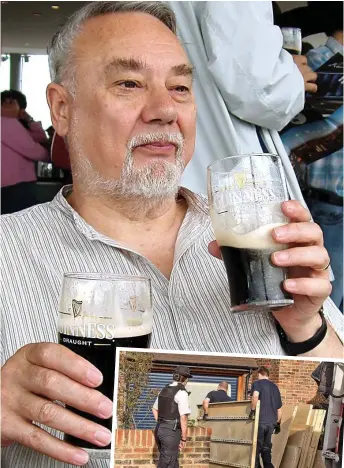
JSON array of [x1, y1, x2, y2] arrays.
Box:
[[72, 299, 83, 318], [234, 172, 247, 189]]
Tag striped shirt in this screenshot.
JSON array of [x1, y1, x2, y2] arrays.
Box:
[[1, 185, 343, 467]]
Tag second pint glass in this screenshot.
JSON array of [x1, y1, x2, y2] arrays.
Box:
[[58, 273, 152, 455], [208, 154, 294, 313]]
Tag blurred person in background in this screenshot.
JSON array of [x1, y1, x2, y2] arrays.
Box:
[[279, 3, 343, 311], [168, 1, 317, 197], [1, 90, 50, 213]]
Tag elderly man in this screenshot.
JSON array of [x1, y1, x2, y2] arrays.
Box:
[[1, 2, 343, 468]]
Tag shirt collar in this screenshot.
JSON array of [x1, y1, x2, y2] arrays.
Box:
[[326, 37, 344, 56], [51, 184, 210, 246]]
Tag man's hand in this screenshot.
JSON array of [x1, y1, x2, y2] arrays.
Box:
[[179, 439, 186, 450], [1, 343, 113, 466], [203, 413, 208, 421], [249, 409, 256, 420], [208, 200, 343, 356], [293, 55, 318, 93], [274, 422, 281, 434]]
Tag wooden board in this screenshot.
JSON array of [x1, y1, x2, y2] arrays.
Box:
[[305, 410, 326, 468], [312, 450, 326, 468], [210, 420, 255, 440], [293, 404, 313, 427], [280, 446, 301, 468], [288, 425, 311, 448], [207, 400, 260, 468], [297, 426, 313, 468], [272, 405, 298, 468]]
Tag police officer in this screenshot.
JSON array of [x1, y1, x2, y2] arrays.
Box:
[[249, 367, 282, 468], [202, 381, 232, 420], [152, 365, 192, 468]]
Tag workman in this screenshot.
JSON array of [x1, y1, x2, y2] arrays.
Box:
[[202, 381, 232, 420], [152, 365, 192, 468], [250, 367, 282, 468]]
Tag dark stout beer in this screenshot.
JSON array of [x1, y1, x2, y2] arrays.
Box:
[[220, 246, 292, 310], [216, 223, 293, 312], [58, 331, 151, 449]]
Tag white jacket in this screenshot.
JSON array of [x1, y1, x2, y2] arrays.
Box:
[[168, 1, 305, 200], [169, 1, 342, 326]]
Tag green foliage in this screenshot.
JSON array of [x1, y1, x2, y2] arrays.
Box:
[[118, 351, 158, 429]]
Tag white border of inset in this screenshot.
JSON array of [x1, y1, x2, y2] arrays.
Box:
[[110, 348, 343, 468]]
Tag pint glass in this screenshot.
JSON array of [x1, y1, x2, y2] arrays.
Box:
[[281, 27, 302, 55], [58, 273, 152, 455], [207, 154, 294, 313]]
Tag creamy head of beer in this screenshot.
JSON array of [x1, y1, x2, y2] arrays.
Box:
[[214, 222, 288, 250]]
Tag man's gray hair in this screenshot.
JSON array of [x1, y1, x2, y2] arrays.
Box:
[[48, 1, 176, 88]]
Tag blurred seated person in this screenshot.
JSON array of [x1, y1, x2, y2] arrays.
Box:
[[3, 89, 49, 147], [1, 90, 50, 214]]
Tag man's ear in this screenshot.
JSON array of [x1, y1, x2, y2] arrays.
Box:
[[46, 83, 71, 137]]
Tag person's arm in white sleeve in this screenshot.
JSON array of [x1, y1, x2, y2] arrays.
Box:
[[199, 1, 305, 130], [152, 396, 159, 421]]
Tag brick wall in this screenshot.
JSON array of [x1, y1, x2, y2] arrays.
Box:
[[114, 426, 211, 467], [250, 359, 320, 405]]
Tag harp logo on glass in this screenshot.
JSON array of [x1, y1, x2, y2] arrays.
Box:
[[72, 299, 83, 318]]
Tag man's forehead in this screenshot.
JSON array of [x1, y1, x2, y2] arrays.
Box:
[[74, 11, 185, 58]]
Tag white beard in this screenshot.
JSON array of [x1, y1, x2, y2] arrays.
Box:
[[72, 132, 185, 206]]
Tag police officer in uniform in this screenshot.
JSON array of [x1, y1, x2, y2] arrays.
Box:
[[152, 365, 192, 468]]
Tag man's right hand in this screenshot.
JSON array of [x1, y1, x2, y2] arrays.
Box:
[[249, 409, 256, 420], [1, 343, 113, 466], [203, 413, 208, 421], [293, 55, 318, 93]]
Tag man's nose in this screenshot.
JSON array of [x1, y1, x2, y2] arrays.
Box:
[[141, 86, 178, 125]]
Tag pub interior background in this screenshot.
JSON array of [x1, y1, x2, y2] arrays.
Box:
[[1, 0, 343, 311]]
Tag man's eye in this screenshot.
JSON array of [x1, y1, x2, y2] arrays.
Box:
[[118, 81, 138, 89], [174, 85, 190, 93]]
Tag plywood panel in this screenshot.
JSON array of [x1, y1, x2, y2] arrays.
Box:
[[207, 400, 260, 468], [210, 420, 254, 440], [312, 450, 326, 468], [272, 405, 298, 468], [210, 442, 252, 465], [280, 446, 301, 468], [288, 425, 312, 448], [305, 410, 326, 468], [298, 426, 313, 468], [208, 400, 252, 418], [293, 404, 313, 427]]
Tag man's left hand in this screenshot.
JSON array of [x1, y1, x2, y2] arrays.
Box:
[[209, 200, 332, 345], [179, 439, 186, 450], [274, 422, 281, 434]]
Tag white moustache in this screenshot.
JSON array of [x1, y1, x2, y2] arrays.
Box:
[[128, 132, 184, 151]]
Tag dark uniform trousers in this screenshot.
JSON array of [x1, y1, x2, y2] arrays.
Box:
[[154, 420, 181, 468], [255, 423, 275, 468]]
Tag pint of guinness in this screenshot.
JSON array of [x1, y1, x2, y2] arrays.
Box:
[[208, 154, 294, 313], [58, 273, 152, 455]]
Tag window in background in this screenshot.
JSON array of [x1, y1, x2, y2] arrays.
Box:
[[22, 55, 52, 130], [0, 55, 11, 91]]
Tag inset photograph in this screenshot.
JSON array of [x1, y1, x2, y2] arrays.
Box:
[[112, 351, 343, 468]]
